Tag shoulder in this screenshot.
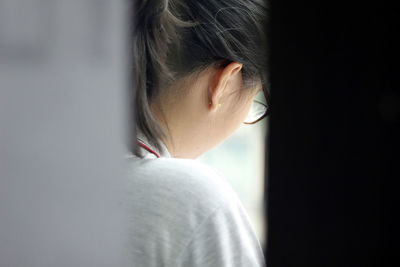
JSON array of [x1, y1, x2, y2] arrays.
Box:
[[126, 156, 240, 218], [125, 156, 266, 266]]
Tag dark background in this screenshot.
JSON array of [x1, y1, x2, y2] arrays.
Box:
[[265, 0, 399, 266]]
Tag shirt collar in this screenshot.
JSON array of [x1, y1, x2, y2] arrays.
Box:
[[136, 129, 171, 158]]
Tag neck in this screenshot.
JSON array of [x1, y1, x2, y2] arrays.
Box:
[[151, 106, 202, 159]]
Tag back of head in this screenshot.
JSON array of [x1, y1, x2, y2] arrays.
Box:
[[132, 0, 269, 157]]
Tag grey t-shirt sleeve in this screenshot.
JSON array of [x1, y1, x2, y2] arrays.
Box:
[[173, 196, 266, 267]]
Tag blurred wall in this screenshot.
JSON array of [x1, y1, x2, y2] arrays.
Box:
[[0, 1, 130, 266]]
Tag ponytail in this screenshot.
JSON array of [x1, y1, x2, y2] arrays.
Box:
[[133, 0, 176, 156]]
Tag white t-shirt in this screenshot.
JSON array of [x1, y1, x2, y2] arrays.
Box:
[[125, 132, 266, 266]]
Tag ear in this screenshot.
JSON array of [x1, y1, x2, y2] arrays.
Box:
[[208, 61, 243, 111]]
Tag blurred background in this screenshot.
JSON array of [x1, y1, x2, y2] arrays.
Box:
[[266, 0, 399, 266]]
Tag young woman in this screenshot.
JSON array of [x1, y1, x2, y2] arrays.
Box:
[[126, 0, 269, 266]]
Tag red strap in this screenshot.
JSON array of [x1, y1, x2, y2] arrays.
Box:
[[136, 139, 160, 158]]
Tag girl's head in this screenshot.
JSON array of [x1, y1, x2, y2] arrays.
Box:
[[133, 0, 268, 158]]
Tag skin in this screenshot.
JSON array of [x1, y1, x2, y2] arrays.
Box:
[[151, 61, 261, 159]]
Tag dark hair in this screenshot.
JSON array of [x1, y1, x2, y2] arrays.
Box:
[[132, 0, 269, 157]]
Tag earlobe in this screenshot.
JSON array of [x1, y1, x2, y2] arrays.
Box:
[[208, 87, 219, 111], [208, 83, 225, 111], [208, 98, 222, 110]]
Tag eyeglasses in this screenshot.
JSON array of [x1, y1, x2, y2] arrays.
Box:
[[243, 86, 270, 125]]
